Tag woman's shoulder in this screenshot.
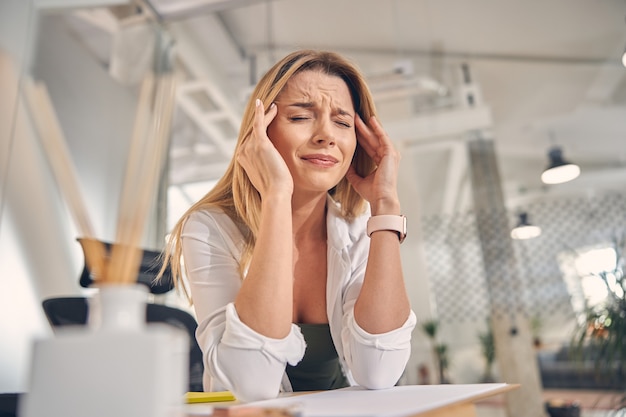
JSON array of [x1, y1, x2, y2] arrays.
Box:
[[183, 206, 244, 242], [186, 205, 230, 225]]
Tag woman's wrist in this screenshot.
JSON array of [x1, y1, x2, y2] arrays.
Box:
[[370, 197, 401, 216], [367, 214, 407, 243], [261, 192, 292, 207]]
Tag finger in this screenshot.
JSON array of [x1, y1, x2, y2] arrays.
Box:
[[360, 116, 400, 166], [253, 100, 278, 139], [264, 101, 278, 128], [368, 116, 394, 148], [239, 99, 266, 164], [252, 98, 266, 140]]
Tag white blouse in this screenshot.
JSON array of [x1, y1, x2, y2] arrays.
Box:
[[181, 196, 416, 402]]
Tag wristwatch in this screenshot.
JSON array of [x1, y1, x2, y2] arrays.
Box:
[[367, 215, 407, 243]]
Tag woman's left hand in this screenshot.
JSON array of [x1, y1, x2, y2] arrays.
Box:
[[346, 115, 401, 215]]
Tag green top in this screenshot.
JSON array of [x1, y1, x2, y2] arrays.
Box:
[[286, 323, 350, 392]]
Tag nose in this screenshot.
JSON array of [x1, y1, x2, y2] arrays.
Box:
[[312, 118, 336, 146]]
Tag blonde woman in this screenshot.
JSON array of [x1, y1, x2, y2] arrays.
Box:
[[161, 50, 416, 402]]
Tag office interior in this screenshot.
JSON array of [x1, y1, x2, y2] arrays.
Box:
[[1, 0, 625, 415]]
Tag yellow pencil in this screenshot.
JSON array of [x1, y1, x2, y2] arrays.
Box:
[[185, 391, 237, 403]]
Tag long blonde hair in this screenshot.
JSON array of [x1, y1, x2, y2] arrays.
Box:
[[159, 50, 377, 301]]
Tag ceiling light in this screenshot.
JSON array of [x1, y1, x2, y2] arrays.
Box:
[[511, 212, 542, 240], [541, 146, 580, 185]]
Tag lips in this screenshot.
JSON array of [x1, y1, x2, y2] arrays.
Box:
[[301, 154, 339, 167]]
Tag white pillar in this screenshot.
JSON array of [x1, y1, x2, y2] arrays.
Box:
[[467, 137, 545, 417]]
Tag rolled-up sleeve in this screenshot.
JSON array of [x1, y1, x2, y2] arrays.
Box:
[[341, 307, 416, 389], [182, 210, 306, 402], [327, 206, 417, 390], [200, 304, 306, 402]]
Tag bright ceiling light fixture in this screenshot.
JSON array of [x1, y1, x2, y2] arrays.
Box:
[[510, 212, 542, 240], [541, 146, 580, 185]]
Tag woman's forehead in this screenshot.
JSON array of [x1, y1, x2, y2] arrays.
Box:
[[279, 70, 354, 108]]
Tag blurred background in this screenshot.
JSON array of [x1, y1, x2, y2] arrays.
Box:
[[1, 0, 625, 397]]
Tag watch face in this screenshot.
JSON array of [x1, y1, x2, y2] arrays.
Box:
[[400, 216, 407, 243]]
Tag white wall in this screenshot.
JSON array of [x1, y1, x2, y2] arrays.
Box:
[[0, 0, 50, 394]]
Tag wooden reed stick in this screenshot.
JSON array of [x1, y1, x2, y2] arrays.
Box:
[[22, 78, 107, 279], [114, 73, 154, 244], [107, 73, 155, 284], [108, 71, 177, 284], [23, 70, 176, 286], [23, 79, 96, 238]]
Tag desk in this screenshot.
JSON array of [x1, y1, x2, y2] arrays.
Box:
[[185, 383, 518, 417]]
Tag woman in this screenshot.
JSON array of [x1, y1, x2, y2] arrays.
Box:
[[160, 50, 416, 402]]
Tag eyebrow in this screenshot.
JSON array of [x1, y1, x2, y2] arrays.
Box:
[[287, 101, 354, 117]]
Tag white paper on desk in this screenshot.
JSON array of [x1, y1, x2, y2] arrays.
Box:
[[239, 383, 509, 417], [185, 403, 214, 416]]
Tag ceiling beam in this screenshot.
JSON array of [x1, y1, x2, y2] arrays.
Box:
[[250, 44, 624, 68], [142, 0, 266, 21], [386, 105, 493, 145], [34, 0, 129, 9]]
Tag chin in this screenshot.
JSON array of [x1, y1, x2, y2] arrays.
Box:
[[294, 172, 343, 192]]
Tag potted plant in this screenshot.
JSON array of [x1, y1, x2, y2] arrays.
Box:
[[477, 321, 496, 383], [571, 233, 625, 409], [421, 320, 450, 384]]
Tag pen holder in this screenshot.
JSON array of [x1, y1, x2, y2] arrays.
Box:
[[20, 284, 188, 417]]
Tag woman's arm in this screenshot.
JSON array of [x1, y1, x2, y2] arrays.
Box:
[[341, 262, 416, 389], [346, 115, 411, 334], [326, 213, 415, 390], [234, 100, 295, 339], [233, 193, 294, 338], [182, 211, 305, 401]]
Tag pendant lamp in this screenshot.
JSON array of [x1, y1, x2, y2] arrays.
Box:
[[510, 212, 541, 240], [541, 146, 580, 185]]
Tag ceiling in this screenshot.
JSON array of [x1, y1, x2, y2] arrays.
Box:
[[70, 0, 626, 215]]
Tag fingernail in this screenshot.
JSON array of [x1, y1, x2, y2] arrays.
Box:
[[269, 102, 276, 109], [256, 98, 261, 107]]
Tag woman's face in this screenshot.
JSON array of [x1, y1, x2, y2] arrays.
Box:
[[267, 70, 357, 195]]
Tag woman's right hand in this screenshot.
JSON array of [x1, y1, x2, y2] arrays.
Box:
[[237, 99, 293, 198]]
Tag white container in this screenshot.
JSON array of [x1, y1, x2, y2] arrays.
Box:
[[20, 284, 188, 417], [87, 283, 148, 331]]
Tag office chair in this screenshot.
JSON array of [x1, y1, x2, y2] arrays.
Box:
[[77, 239, 174, 294], [0, 393, 19, 417]]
